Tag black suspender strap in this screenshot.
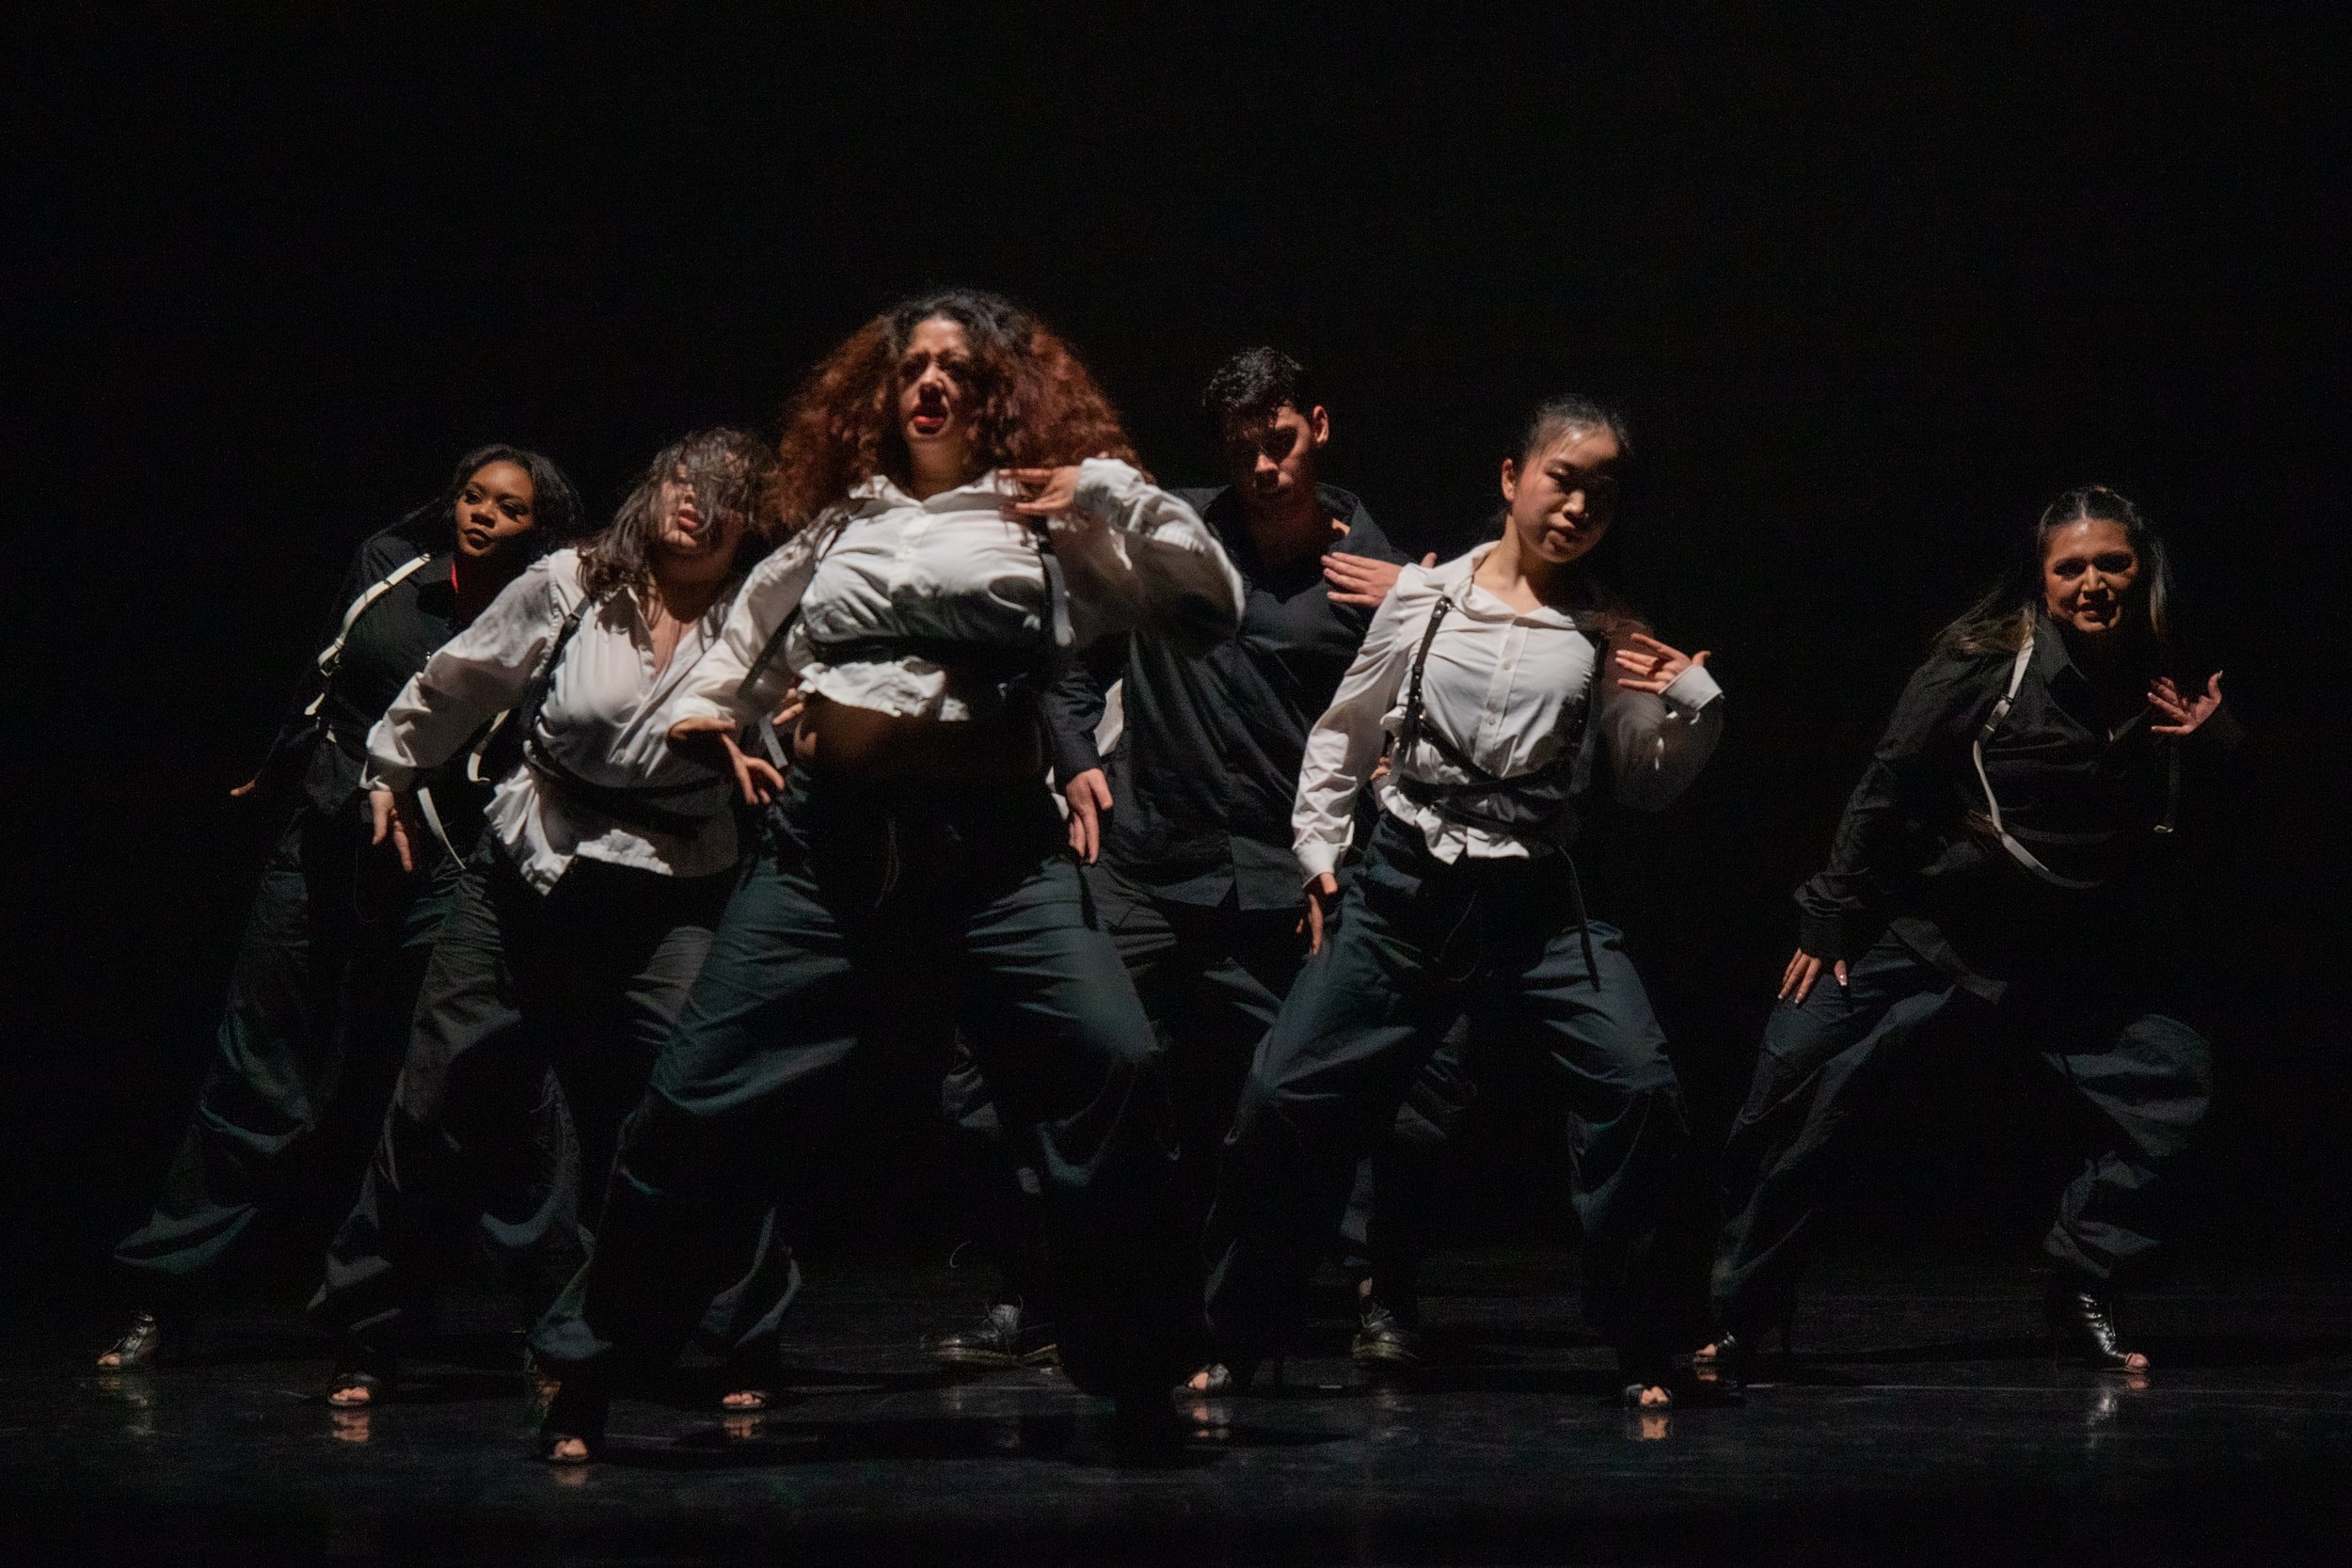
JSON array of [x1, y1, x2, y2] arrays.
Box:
[[1395, 595, 1605, 819], [1391, 593, 1610, 988]]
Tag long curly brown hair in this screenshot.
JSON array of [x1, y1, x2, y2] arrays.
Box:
[[771, 289, 1140, 533]]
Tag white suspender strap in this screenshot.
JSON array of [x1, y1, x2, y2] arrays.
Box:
[[303, 550, 437, 717], [466, 711, 506, 784], [1971, 632, 2099, 890], [413, 784, 462, 863]]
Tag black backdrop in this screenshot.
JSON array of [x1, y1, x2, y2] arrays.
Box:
[[6, 8, 2344, 1304]]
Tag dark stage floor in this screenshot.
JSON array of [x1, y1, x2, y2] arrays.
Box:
[[8, 1249, 2349, 1565]]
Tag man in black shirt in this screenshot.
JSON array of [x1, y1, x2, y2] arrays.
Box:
[[928, 350, 1444, 1373]]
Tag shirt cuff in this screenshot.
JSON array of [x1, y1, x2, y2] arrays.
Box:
[[363, 761, 417, 793], [1295, 839, 1343, 881], [665, 691, 738, 730], [1049, 731, 1103, 790], [1661, 662, 1724, 718], [1071, 458, 1141, 528], [1797, 910, 1851, 963], [2189, 701, 2245, 752]]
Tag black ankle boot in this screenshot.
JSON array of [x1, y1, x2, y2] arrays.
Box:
[[2046, 1277, 2145, 1371], [95, 1308, 186, 1370], [1351, 1295, 1425, 1370], [923, 1303, 1059, 1370]]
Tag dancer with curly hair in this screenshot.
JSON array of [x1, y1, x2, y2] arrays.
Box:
[[528, 289, 1243, 1459]]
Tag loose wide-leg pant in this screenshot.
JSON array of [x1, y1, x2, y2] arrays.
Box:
[[1092, 871, 1312, 1221], [311, 847, 794, 1370], [945, 866, 1479, 1321], [1710, 927, 2214, 1330], [1204, 816, 1688, 1364], [1336, 1020, 1477, 1305], [530, 775, 1188, 1396], [114, 795, 501, 1298]]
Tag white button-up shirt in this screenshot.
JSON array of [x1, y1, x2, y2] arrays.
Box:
[[666, 459, 1245, 728], [364, 548, 743, 893], [1294, 544, 1724, 879]]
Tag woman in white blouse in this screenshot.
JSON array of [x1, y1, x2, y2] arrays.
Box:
[[310, 429, 794, 1410], [1202, 396, 1723, 1409], [527, 290, 1244, 1461]]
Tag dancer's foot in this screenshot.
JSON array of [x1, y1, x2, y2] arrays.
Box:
[[94, 1310, 180, 1370], [536, 1381, 609, 1465], [922, 1303, 1058, 1370], [2047, 1276, 2151, 1373], [326, 1341, 398, 1408], [1181, 1355, 1280, 1396], [326, 1370, 389, 1408], [1350, 1294, 1425, 1370], [1618, 1348, 1674, 1409]]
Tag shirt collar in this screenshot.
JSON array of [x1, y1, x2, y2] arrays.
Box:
[[1433, 543, 1580, 628], [1199, 483, 1378, 566], [2031, 611, 2086, 687], [845, 469, 1008, 510]]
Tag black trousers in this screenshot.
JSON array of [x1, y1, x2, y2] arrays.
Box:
[[1334, 1019, 1477, 1301], [1711, 927, 2214, 1330], [310, 845, 792, 1370], [114, 792, 494, 1299], [942, 866, 1477, 1316], [1097, 870, 1313, 1217], [529, 773, 1188, 1396], [1204, 816, 1688, 1363]]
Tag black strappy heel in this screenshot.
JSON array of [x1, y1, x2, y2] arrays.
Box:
[[536, 1380, 611, 1465]]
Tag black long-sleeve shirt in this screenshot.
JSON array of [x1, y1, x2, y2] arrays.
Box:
[[1796, 616, 2239, 992], [262, 524, 485, 820], [1042, 483, 1405, 911]]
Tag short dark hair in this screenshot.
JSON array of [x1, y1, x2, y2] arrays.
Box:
[[390, 444, 588, 560], [1201, 347, 1318, 431]]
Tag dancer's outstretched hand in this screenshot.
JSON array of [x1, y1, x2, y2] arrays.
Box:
[[2148, 673, 2224, 736], [1003, 467, 1086, 522], [1300, 872, 1341, 955], [1778, 947, 1848, 1006], [370, 788, 418, 874], [1324, 550, 1438, 610], [1613, 633, 1709, 695], [670, 715, 785, 806]]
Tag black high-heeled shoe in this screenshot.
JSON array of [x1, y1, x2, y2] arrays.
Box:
[[1694, 1307, 1794, 1387], [325, 1340, 400, 1408], [536, 1380, 611, 1465], [2046, 1277, 2147, 1372], [1618, 1345, 1677, 1409], [1179, 1354, 1285, 1397]]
